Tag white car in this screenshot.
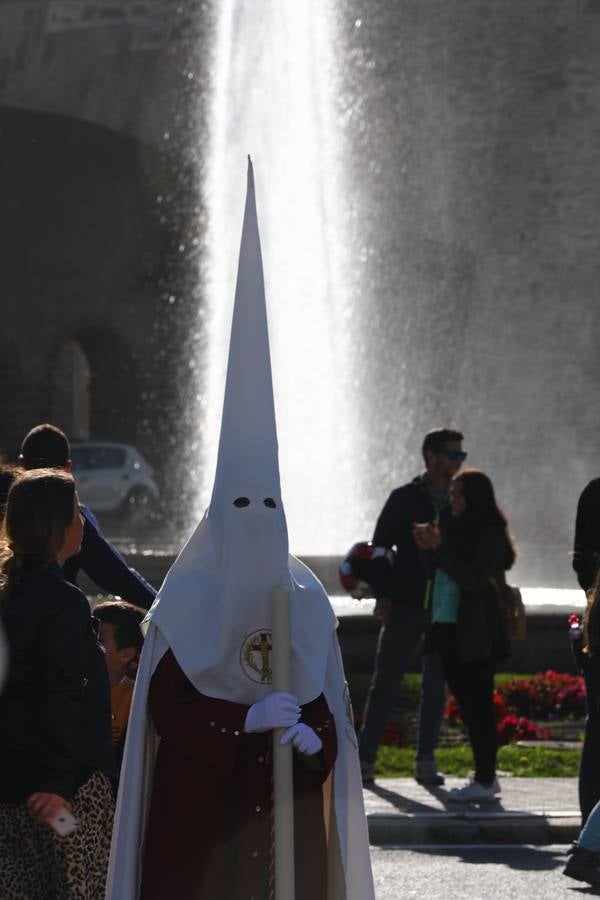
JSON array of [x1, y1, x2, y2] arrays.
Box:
[[70, 442, 159, 522]]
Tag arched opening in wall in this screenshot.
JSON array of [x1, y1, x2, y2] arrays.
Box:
[[74, 326, 140, 446], [0, 106, 203, 532], [51, 339, 91, 440]]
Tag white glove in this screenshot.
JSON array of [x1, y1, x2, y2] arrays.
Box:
[[244, 692, 300, 733], [280, 723, 323, 756]]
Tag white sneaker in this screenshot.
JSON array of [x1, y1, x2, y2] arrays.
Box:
[[447, 778, 500, 802]]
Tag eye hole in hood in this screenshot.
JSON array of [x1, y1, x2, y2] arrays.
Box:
[[263, 498, 276, 508], [233, 497, 250, 508]]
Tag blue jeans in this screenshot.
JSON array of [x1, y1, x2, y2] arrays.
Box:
[[580, 797, 600, 852], [358, 602, 446, 765]]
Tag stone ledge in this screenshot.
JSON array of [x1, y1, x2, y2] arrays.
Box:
[[367, 811, 581, 846]]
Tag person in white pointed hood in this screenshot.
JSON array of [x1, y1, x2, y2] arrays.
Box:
[[105, 160, 375, 900]]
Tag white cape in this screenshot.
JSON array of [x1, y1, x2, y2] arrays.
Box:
[[105, 609, 375, 900], [107, 160, 375, 898]]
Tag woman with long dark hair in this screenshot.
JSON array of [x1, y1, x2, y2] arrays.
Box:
[[414, 468, 516, 801], [0, 469, 115, 899]]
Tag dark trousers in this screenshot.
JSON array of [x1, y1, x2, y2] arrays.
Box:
[[580, 673, 600, 824], [358, 603, 446, 765], [435, 627, 498, 785]]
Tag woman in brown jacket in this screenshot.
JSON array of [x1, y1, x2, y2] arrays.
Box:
[[414, 468, 516, 802]]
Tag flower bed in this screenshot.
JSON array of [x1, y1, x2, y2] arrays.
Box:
[[496, 715, 554, 745], [496, 670, 586, 721], [445, 670, 585, 746], [350, 671, 586, 748]]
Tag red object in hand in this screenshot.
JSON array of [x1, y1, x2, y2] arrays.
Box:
[[568, 614, 582, 640], [339, 542, 395, 599]]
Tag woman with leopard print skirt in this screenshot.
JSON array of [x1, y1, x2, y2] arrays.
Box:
[[0, 470, 115, 899]]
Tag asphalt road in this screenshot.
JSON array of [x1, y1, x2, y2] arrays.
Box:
[[370, 845, 597, 899]]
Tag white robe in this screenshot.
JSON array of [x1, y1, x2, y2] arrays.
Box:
[[105, 622, 375, 900]]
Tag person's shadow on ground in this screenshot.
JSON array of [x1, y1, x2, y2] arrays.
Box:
[[364, 780, 449, 814], [365, 780, 506, 813], [407, 845, 578, 880]]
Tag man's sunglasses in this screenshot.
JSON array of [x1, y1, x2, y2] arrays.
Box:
[[443, 450, 467, 462]]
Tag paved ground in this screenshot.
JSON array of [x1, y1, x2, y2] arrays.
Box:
[[370, 845, 594, 899], [364, 777, 581, 845]]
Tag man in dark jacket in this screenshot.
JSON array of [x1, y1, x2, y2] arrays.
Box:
[[19, 424, 156, 609], [573, 478, 600, 593], [358, 428, 466, 784]]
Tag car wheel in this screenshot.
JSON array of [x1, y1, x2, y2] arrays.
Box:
[[123, 487, 155, 528]]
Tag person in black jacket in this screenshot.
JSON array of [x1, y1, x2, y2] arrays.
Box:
[[414, 468, 515, 801], [358, 428, 465, 785], [564, 584, 600, 887], [569, 581, 600, 826], [571, 479, 600, 828], [0, 469, 116, 898], [19, 423, 156, 609], [573, 479, 600, 593]]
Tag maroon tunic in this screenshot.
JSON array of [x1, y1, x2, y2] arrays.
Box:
[[140, 650, 337, 900]]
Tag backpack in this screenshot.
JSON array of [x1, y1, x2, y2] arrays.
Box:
[[491, 579, 526, 640]]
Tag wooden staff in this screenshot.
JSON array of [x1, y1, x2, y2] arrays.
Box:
[[271, 586, 295, 900]]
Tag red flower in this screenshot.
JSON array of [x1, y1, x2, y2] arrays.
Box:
[[496, 714, 553, 746], [493, 691, 507, 722], [445, 685, 557, 744], [445, 694, 462, 724], [495, 671, 586, 721]]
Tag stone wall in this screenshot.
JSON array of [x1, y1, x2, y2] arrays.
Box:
[[0, 1, 215, 520], [0, 105, 202, 517], [0, 0, 211, 147]]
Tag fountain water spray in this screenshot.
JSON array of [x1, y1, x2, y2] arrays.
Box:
[[201, 0, 359, 553]]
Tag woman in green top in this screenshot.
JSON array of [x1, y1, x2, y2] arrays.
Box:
[[414, 469, 516, 802]]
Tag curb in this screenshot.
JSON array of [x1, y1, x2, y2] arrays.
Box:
[[367, 811, 580, 846]]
